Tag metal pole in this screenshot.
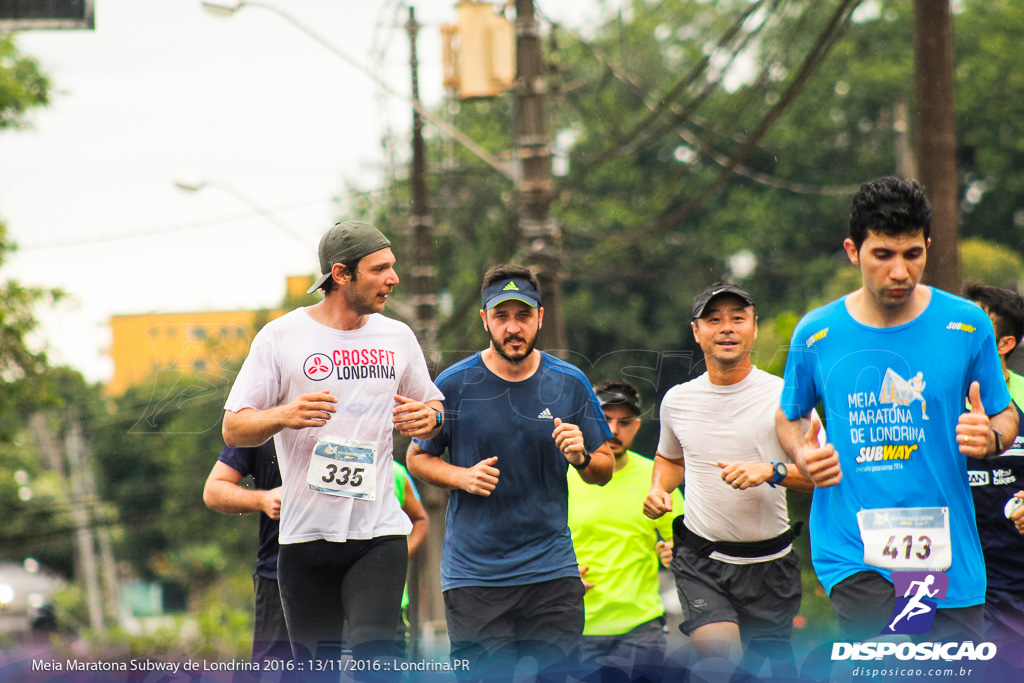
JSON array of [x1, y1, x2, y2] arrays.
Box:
[[514, 0, 565, 353]]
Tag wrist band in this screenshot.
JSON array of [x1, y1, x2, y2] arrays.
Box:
[[433, 407, 443, 428], [572, 449, 592, 471]]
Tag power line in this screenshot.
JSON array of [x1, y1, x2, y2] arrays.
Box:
[[555, 0, 771, 191], [552, 1, 863, 207], [16, 196, 336, 251], [636, 0, 861, 239]]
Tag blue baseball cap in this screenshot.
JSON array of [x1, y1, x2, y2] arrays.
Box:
[[481, 278, 542, 310]]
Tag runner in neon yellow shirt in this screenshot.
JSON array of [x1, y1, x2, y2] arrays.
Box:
[[568, 380, 683, 670], [393, 461, 428, 656]]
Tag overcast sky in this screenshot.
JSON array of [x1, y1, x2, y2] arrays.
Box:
[[0, 0, 610, 383]]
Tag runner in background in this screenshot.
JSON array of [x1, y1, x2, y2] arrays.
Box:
[[568, 379, 682, 672], [203, 441, 291, 662], [962, 283, 1024, 654]]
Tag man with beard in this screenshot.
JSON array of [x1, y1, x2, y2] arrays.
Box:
[[567, 379, 682, 672], [223, 221, 443, 672], [407, 264, 614, 679]]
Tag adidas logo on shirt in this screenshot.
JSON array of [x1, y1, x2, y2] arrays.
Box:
[[537, 408, 553, 419]]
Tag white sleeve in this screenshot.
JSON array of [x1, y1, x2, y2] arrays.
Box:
[[224, 329, 281, 412], [657, 392, 684, 460], [396, 327, 444, 404]]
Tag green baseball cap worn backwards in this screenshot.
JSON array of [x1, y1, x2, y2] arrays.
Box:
[[307, 221, 392, 294]]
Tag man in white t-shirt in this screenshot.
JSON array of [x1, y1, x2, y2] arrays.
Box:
[[644, 283, 813, 673], [222, 221, 444, 669]]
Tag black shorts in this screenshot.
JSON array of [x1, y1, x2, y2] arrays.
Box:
[[672, 544, 801, 644], [252, 574, 292, 663], [830, 570, 983, 643], [577, 616, 667, 669], [443, 576, 585, 678]]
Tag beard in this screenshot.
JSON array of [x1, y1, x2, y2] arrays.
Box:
[[487, 328, 538, 363]]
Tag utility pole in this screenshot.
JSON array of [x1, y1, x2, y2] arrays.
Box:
[[407, 6, 438, 359], [514, 0, 565, 353], [914, 0, 960, 293], [405, 5, 443, 652], [66, 416, 105, 633]]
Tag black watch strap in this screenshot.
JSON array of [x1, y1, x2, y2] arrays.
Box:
[[572, 449, 592, 471]]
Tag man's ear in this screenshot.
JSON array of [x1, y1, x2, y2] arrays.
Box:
[[998, 334, 1017, 358], [843, 238, 859, 265]]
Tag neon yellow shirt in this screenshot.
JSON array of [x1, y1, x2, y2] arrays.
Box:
[[567, 451, 684, 636], [393, 461, 413, 610], [1006, 370, 1024, 408]]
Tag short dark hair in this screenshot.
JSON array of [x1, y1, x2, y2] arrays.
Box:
[[849, 177, 932, 251], [593, 379, 642, 416], [963, 282, 1024, 358], [319, 256, 363, 295], [481, 264, 539, 294]]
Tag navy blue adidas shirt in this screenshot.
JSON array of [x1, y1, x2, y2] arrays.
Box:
[[967, 400, 1024, 595], [415, 351, 612, 591], [218, 441, 282, 580]]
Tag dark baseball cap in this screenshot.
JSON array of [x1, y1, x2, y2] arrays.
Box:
[[691, 284, 755, 319], [594, 387, 642, 416], [481, 278, 542, 310], [307, 221, 392, 294]]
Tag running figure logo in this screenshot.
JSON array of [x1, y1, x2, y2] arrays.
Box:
[[884, 571, 949, 635], [880, 368, 929, 420]]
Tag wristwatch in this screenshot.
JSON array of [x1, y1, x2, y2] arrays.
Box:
[[992, 429, 1004, 454], [432, 407, 443, 428], [770, 461, 788, 487]]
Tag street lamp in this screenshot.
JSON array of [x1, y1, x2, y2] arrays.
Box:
[[199, 0, 512, 181], [174, 178, 309, 247], [199, 1, 239, 17]]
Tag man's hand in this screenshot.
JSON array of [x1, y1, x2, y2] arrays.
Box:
[[578, 564, 595, 592], [261, 487, 282, 520], [552, 417, 588, 466], [392, 395, 439, 437], [957, 382, 994, 457], [717, 461, 772, 489], [460, 456, 500, 496], [802, 417, 842, 487], [644, 489, 674, 519], [1011, 491, 1024, 535], [279, 391, 337, 429], [655, 540, 673, 568]]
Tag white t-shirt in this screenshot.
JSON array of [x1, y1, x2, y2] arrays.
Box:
[[658, 367, 796, 550], [225, 308, 443, 544]]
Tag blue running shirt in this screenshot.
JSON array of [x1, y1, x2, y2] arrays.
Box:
[[780, 288, 1010, 606], [415, 351, 612, 591]]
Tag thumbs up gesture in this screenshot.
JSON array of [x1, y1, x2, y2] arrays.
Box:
[[956, 381, 993, 457], [801, 416, 842, 488]]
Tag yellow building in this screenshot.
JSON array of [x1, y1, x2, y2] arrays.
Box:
[[106, 276, 314, 396]]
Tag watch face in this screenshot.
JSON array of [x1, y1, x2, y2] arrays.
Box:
[[774, 462, 788, 480]]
